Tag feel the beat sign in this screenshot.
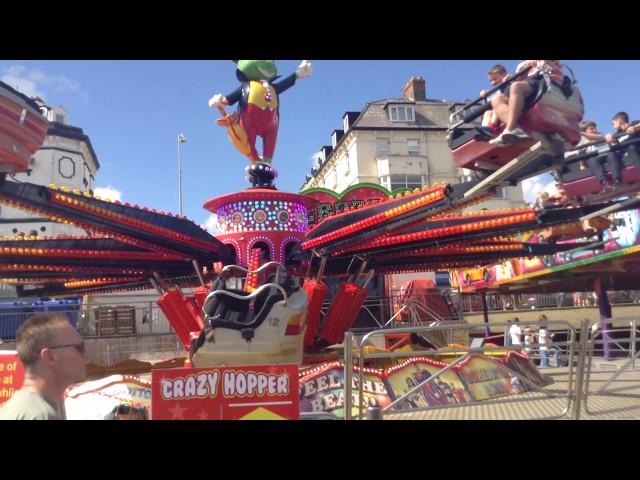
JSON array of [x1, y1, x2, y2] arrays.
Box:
[[151, 364, 299, 420]]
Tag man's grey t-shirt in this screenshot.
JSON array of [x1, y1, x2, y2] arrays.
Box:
[[0, 390, 62, 420]]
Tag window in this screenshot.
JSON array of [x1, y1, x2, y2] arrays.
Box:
[[379, 174, 424, 191], [58, 157, 75, 179], [376, 137, 390, 156], [494, 187, 506, 199], [407, 139, 419, 155], [54, 113, 64, 123], [389, 105, 415, 122]]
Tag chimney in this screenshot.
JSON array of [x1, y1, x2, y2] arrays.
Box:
[[403, 76, 426, 101]]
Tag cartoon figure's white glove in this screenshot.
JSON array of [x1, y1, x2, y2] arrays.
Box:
[[296, 60, 313, 79], [208, 94, 226, 109]]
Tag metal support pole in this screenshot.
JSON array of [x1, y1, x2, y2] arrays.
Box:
[[632, 318, 637, 369], [573, 318, 590, 420], [481, 292, 490, 338], [593, 277, 612, 360], [343, 331, 353, 420]]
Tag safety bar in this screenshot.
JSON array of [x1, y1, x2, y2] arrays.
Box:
[[202, 282, 289, 313], [221, 261, 287, 276]]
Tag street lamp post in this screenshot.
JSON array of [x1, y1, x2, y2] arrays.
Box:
[[177, 133, 187, 216]]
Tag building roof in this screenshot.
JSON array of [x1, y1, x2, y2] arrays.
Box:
[[47, 121, 100, 170], [353, 98, 454, 130]]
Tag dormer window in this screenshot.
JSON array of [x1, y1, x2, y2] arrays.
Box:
[[389, 105, 415, 122]]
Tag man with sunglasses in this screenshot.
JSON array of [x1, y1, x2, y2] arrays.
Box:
[[105, 403, 148, 420], [0, 313, 87, 420]]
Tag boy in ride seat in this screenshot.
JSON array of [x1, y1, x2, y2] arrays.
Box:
[[489, 60, 564, 147], [602, 112, 640, 185]]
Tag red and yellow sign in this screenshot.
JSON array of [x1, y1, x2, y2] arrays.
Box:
[[0, 351, 25, 406], [151, 364, 299, 420]]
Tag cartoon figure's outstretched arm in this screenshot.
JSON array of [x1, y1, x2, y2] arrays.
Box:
[[209, 86, 241, 109], [208, 61, 312, 108]]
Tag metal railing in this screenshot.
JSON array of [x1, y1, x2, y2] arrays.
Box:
[[343, 319, 586, 420], [95, 337, 184, 366], [0, 305, 177, 341], [460, 290, 640, 313], [580, 317, 640, 416]]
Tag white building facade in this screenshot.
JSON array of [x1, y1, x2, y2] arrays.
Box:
[[301, 76, 524, 211]]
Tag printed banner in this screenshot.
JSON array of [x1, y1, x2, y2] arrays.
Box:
[[457, 355, 515, 400], [152, 364, 299, 420], [502, 352, 546, 390], [298, 363, 391, 417], [384, 359, 473, 408], [0, 351, 25, 406], [64, 374, 151, 420]]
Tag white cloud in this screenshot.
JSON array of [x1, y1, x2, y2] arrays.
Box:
[[522, 173, 558, 204], [1, 65, 89, 103], [310, 151, 323, 168], [201, 214, 220, 235], [94, 186, 122, 202]]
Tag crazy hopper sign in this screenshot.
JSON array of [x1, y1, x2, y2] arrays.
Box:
[[0, 351, 25, 406], [151, 364, 299, 420]]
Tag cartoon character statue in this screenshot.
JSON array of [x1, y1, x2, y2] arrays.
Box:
[[209, 60, 312, 188]]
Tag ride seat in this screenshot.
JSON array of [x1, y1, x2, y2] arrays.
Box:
[[203, 270, 299, 332], [448, 127, 495, 150]]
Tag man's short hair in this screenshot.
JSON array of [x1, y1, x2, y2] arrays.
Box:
[[579, 120, 596, 131], [16, 313, 70, 368], [613, 112, 629, 123], [488, 64, 507, 75]]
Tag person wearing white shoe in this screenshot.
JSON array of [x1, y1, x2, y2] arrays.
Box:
[[488, 60, 564, 147]]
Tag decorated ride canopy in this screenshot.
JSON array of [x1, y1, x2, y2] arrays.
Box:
[[299, 180, 620, 275], [0, 179, 227, 297], [203, 188, 311, 267], [456, 206, 640, 294]]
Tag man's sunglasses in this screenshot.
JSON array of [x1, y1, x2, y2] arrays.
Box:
[[46, 342, 85, 355]]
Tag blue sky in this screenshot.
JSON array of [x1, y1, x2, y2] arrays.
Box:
[[2, 60, 639, 231]]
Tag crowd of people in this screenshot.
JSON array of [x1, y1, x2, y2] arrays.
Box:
[[506, 315, 555, 368]]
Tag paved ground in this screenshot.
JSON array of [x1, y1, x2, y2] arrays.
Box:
[[383, 358, 640, 420]]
